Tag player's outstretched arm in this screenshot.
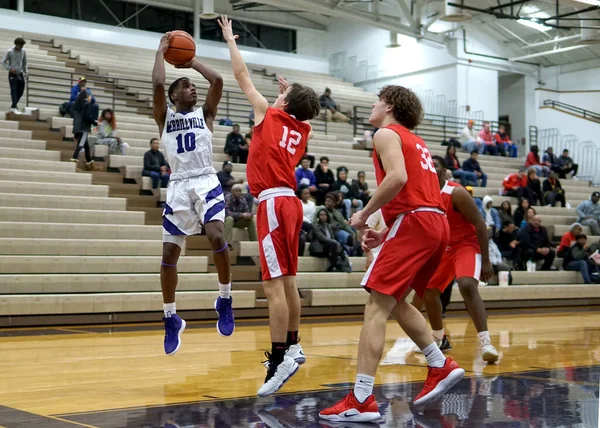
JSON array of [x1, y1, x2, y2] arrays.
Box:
[[218, 15, 268, 125], [177, 59, 223, 130], [153, 33, 171, 134], [349, 128, 407, 228], [453, 187, 494, 282]]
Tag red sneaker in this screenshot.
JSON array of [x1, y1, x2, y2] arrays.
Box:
[[413, 357, 465, 406], [319, 391, 381, 422]]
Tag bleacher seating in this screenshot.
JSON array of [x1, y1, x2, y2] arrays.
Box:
[[1, 30, 600, 324]]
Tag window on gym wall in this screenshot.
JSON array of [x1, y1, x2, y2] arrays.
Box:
[[201, 19, 296, 53], [0, 0, 17, 10]]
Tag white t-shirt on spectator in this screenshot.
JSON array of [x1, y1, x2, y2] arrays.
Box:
[[302, 200, 316, 223]]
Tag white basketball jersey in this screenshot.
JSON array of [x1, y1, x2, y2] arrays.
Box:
[[161, 107, 215, 180]]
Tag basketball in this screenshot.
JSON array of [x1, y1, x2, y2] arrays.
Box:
[[164, 30, 196, 66]]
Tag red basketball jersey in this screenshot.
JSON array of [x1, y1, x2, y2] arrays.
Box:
[[373, 124, 443, 226], [440, 180, 480, 248], [247, 107, 311, 197]]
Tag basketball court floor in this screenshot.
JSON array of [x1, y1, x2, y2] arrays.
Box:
[[0, 309, 599, 427]]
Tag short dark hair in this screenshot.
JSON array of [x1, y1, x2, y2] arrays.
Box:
[[471, 150, 478, 155], [301, 155, 310, 162], [324, 192, 337, 202], [14, 38, 25, 46], [357, 170, 366, 176], [320, 156, 329, 163], [233, 124, 240, 128], [502, 219, 515, 228], [168, 77, 188, 104], [150, 138, 159, 145], [578, 234, 587, 240], [284, 83, 320, 122], [377, 85, 424, 130], [432, 155, 446, 169]]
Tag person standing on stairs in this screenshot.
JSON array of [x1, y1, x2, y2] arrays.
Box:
[[2, 37, 27, 114], [153, 32, 235, 356], [70, 90, 103, 172]]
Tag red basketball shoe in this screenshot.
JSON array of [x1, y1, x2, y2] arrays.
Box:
[[413, 357, 465, 406], [319, 391, 381, 422]]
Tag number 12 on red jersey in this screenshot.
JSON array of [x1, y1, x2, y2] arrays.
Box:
[[279, 125, 302, 155]]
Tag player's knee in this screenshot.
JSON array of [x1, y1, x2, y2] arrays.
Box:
[[162, 242, 182, 264], [457, 278, 478, 296]]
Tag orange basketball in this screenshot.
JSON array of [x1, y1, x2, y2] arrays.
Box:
[[165, 30, 196, 66]]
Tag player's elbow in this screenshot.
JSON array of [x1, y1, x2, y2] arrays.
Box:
[[234, 69, 250, 82]]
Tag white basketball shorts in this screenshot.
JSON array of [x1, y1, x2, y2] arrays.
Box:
[[162, 173, 225, 240]]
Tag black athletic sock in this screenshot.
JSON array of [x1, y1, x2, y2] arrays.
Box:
[[271, 342, 286, 367], [286, 331, 298, 348]]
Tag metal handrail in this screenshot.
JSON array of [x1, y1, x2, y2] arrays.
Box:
[[542, 99, 600, 122], [24, 65, 331, 133]]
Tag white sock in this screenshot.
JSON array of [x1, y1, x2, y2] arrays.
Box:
[[353, 373, 374, 403], [219, 282, 231, 299], [422, 342, 446, 368], [478, 331, 490, 344], [163, 302, 176, 317], [432, 328, 445, 342]]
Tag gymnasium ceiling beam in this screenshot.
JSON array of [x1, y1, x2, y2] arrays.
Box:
[[395, 0, 417, 29], [251, 0, 446, 44]]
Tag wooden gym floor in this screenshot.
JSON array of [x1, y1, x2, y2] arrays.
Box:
[[0, 308, 599, 427]]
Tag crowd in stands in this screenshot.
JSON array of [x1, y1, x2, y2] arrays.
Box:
[[459, 120, 518, 157], [445, 145, 488, 187]]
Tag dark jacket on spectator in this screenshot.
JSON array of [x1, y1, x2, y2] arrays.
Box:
[[333, 178, 356, 199], [224, 132, 244, 152], [518, 223, 551, 252], [462, 158, 483, 173], [445, 154, 461, 172], [558, 154, 575, 168], [217, 171, 236, 193], [542, 152, 558, 166], [350, 180, 369, 200], [143, 150, 167, 173], [496, 229, 519, 253], [313, 206, 354, 235], [225, 193, 250, 221], [70, 101, 97, 134], [315, 166, 335, 188], [542, 177, 563, 194], [563, 242, 590, 268], [309, 222, 339, 254]]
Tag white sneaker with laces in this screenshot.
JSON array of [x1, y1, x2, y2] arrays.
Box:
[[481, 340, 499, 363], [286, 343, 306, 365], [257, 355, 299, 397]]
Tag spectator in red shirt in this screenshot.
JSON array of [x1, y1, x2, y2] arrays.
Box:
[[525, 145, 549, 177], [502, 170, 534, 205], [478, 121, 496, 155], [494, 124, 516, 157], [558, 223, 583, 257]]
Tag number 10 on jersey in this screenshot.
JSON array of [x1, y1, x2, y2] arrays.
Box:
[[279, 126, 302, 155]]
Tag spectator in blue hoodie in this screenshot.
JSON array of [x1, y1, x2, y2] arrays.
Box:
[[576, 192, 600, 236], [295, 156, 317, 194], [462, 151, 487, 187], [480, 195, 501, 234], [68, 76, 96, 108]]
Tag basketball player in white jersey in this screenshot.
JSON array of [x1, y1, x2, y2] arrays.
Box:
[[153, 32, 234, 355]]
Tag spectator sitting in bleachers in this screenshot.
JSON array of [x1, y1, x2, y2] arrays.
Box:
[[295, 156, 317, 195], [224, 184, 257, 243], [502, 170, 534, 205], [333, 166, 363, 214], [563, 233, 599, 284], [525, 145, 549, 177], [68, 76, 96, 108], [494, 124, 516, 157], [459, 119, 482, 154], [526, 167, 543, 206], [142, 137, 169, 189], [542, 172, 565, 207], [498, 201, 513, 225], [224, 124, 247, 164], [314, 156, 334, 206], [319, 88, 350, 123], [513, 198, 531, 228], [96, 109, 128, 155], [480, 195, 501, 234], [488, 228, 512, 283], [314, 192, 356, 253], [217, 160, 243, 195], [576, 191, 600, 236], [557, 149, 578, 178], [462, 151, 487, 187], [350, 171, 371, 207], [518, 214, 555, 271], [445, 145, 477, 185], [496, 220, 520, 268], [522, 207, 537, 229], [3, 37, 27, 114], [69, 90, 103, 172], [333, 191, 350, 221], [557, 222, 583, 258], [309, 209, 346, 272], [542, 147, 560, 175], [478, 121, 497, 155], [300, 187, 316, 224]]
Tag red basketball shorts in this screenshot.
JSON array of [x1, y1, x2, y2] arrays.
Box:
[[361, 210, 449, 300], [427, 242, 482, 292], [257, 196, 302, 281]]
